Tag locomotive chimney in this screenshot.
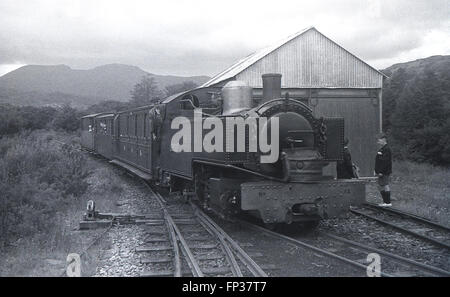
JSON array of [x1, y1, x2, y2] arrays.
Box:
[[262, 73, 282, 103]]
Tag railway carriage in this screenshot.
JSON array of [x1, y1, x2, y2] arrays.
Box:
[[81, 73, 366, 227], [80, 113, 102, 151], [94, 113, 115, 159], [113, 106, 155, 177]]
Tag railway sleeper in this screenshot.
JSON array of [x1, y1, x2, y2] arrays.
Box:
[[183, 235, 212, 241], [136, 246, 173, 252], [140, 266, 232, 277], [188, 243, 218, 249], [140, 256, 173, 264], [145, 237, 169, 243], [195, 253, 225, 261]]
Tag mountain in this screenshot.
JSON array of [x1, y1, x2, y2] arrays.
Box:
[[0, 64, 210, 107]]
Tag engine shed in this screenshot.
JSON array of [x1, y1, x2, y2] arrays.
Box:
[[202, 27, 386, 177]]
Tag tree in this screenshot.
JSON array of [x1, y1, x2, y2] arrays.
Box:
[[165, 81, 198, 97], [390, 68, 450, 165], [82, 100, 131, 115], [382, 67, 409, 131], [52, 104, 79, 132], [130, 75, 164, 107]]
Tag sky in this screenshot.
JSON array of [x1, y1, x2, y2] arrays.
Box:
[[0, 0, 449, 77]]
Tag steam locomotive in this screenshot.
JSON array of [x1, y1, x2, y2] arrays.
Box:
[[81, 74, 365, 227]]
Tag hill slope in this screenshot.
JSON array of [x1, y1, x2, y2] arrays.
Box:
[[380, 55, 450, 165], [381, 55, 450, 78], [0, 64, 209, 105]]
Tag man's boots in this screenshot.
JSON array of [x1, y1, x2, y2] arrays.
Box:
[[379, 191, 392, 206]]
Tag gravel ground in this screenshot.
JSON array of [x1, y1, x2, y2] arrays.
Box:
[[92, 171, 238, 277], [213, 215, 365, 277], [87, 158, 449, 277], [93, 171, 161, 277], [318, 212, 450, 272], [89, 165, 364, 277], [95, 225, 147, 276]]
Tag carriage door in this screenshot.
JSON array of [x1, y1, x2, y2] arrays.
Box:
[[113, 115, 120, 157], [145, 112, 153, 172]]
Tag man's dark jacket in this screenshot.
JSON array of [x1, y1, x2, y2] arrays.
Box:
[[375, 144, 392, 175], [337, 147, 355, 179]]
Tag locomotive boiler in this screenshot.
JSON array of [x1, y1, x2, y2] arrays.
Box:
[[81, 73, 366, 227]]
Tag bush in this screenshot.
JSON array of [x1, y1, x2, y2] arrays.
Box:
[[51, 104, 79, 132], [0, 104, 80, 136], [0, 131, 89, 249]]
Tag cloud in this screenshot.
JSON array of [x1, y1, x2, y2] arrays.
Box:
[[0, 0, 448, 75]]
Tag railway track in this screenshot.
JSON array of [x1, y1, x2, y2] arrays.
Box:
[[350, 203, 450, 250], [240, 220, 450, 277], [136, 183, 268, 277], [58, 138, 449, 277], [55, 137, 268, 277]]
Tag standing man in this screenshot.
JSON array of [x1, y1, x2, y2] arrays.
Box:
[[375, 133, 392, 207], [337, 138, 357, 179]]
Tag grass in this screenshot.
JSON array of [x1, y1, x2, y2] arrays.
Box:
[[0, 129, 123, 276], [366, 160, 450, 226]]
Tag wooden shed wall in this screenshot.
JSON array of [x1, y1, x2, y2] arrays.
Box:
[[312, 89, 380, 177]]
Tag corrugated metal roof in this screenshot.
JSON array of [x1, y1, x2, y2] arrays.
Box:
[[202, 27, 386, 88], [81, 113, 103, 119], [96, 113, 115, 118]]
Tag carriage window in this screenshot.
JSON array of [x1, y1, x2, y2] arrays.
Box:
[[137, 114, 144, 138], [98, 120, 107, 134], [128, 115, 134, 136], [120, 115, 127, 136], [134, 115, 139, 136], [127, 116, 130, 135], [148, 116, 154, 138], [105, 120, 110, 135], [143, 114, 147, 138], [136, 114, 141, 137], [83, 119, 93, 131]]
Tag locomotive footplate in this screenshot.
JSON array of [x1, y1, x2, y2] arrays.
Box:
[[241, 179, 366, 224]]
